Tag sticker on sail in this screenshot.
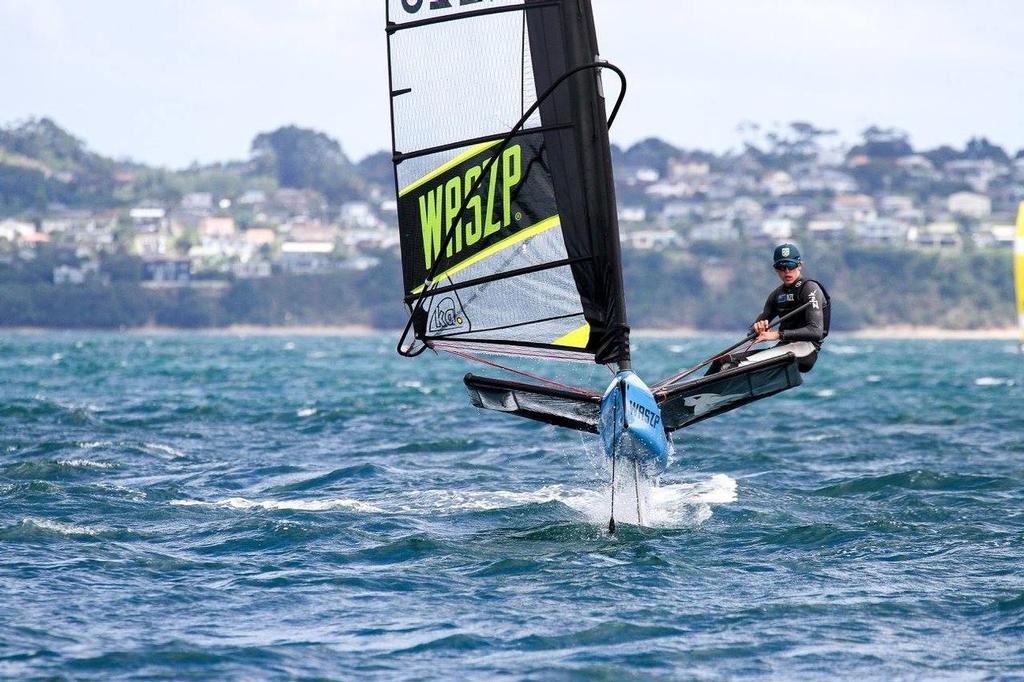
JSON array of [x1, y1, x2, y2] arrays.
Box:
[[427, 296, 471, 335]]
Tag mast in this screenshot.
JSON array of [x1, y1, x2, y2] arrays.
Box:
[[1016, 201, 1024, 351]]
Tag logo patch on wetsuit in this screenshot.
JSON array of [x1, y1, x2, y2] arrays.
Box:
[[809, 291, 819, 310], [777, 293, 795, 305]]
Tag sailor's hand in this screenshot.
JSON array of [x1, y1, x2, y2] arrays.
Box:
[[755, 330, 780, 343], [752, 320, 769, 334]]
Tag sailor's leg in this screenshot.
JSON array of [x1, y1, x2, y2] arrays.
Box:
[[705, 350, 753, 376], [736, 341, 816, 369]]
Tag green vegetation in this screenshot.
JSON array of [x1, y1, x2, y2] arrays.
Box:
[[0, 118, 375, 218], [631, 240, 1015, 331], [0, 243, 1013, 331]]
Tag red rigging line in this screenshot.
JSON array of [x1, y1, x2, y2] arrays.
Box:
[[440, 347, 595, 395]]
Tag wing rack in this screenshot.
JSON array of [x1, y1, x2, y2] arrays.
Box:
[[654, 354, 802, 433], [464, 373, 601, 433]]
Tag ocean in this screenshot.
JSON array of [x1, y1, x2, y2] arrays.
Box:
[[1, 333, 1022, 679]]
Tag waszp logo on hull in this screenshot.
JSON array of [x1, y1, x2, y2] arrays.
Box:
[[628, 399, 661, 429]]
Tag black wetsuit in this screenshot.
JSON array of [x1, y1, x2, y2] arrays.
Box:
[[754, 277, 829, 371], [707, 276, 830, 375]]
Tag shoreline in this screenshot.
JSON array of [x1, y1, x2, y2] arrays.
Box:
[[634, 327, 1019, 340], [0, 325, 1018, 340]]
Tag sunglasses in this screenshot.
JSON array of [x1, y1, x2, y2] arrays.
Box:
[[774, 263, 799, 272]]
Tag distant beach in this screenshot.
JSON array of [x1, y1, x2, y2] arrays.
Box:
[[635, 327, 1019, 340]]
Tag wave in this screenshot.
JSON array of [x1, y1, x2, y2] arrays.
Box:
[[56, 459, 116, 469], [171, 497, 384, 513], [171, 474, 738, 530], [810, 469, 1014, 497], [262, 463, 382, 493], [513, 621, 685, 650], [827, 345, 868, 355], [975, 377, 1015, 387], [1, 457, 117, 479], [0, 517, 129, 540]]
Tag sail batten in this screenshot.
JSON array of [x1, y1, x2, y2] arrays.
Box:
[[386, 0, 629, 364]]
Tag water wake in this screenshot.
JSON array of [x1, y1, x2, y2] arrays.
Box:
[[169, 474, 737, 529]]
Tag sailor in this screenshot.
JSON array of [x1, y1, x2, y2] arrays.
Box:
[[708, 243, 830, 374]]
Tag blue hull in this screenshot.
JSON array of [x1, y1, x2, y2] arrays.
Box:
[[599, 371, 669, 477]]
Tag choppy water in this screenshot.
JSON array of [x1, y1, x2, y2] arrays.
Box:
[[1, 333, 1022, 679]]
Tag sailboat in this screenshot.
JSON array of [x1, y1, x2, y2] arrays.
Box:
[[1016, 202, 1024, 352], [384, 0, 803, 529]]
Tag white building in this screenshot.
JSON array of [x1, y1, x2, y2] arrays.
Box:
[[880, 195, 915, 215], [181, 192, 214, 211], [973, 223, 1016, 248], [908, 222, 961, 248], [339, 201, 384, 229], [759, 218, 795, 241], [807, 217, 847, 240], [621, 229, 682, 250], [946, 192, 992, 219], [618, 206, 647, 223], [689, 221, 739, 242], [762, 170, 797, 197], [832, 194, 877, 223], [53, 261, 100, 285], [279, 241, 335, 273], [854, 219, 909, 244], [0, 219, 37, 242]]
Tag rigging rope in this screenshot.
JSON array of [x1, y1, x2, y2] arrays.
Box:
[[652, 338, 758, 391], [441, 347, 596, 395]]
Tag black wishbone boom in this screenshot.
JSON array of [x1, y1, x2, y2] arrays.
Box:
[[396, 61, 628, 357]]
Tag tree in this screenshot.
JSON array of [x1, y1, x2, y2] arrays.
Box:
[[356, 151, 394, 188], [250, 125, 364, 203], [962, 137, 1010, 164], [848, 126, 913, 160]]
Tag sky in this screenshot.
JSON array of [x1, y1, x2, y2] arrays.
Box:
[[1, 0, 1022, 169]]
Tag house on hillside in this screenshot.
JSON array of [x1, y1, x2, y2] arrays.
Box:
[[621, 229, 681, 250], [618, 206, 647, 223], [199, 217, 237, 239], [279, 241, 335, 273], [908, 222, 961, 248], [689, 221, 738, 242], [762, 170, 797, 197], [143, 258, 191, 284], [832, 194, 876, 223], [973, 223, 1016, 248], [53, 261, 103, 285], [759, 218, 794, 241], [946, 191, 991, 219], [853, 218, 908, 244], [807, 216, 846, 241]]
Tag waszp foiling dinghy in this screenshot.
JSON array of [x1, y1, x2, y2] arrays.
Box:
[[383, 0, 803, 529]]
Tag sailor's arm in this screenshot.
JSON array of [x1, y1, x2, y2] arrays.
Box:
[[752, 294, 776, 334], [779, 282, 825, 342]]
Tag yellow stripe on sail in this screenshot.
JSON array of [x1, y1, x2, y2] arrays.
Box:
[[552, 323, 590, 348], [398, 140, 502, 197], [1015, 202, 1024, 345], [411, 215, 560, 294]]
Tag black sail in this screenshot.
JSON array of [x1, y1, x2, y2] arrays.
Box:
[[386, 0, 629, 364]]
